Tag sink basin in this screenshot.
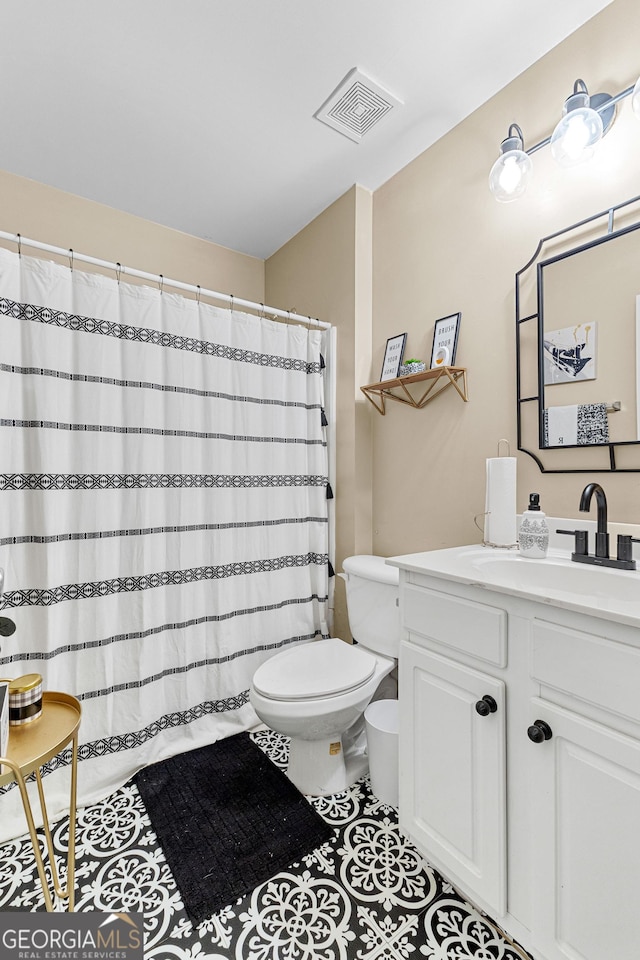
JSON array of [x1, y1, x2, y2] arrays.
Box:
[[387, 544, 640, 627], [471, 550, 638, 601]]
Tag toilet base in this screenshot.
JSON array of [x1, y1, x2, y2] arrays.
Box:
[[286, 731, 369, 797]]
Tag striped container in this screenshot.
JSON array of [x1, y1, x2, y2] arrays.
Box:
[[5, 674, 43, 726]]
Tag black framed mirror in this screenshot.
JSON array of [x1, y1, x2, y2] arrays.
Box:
[[516, 194, 640, 472]]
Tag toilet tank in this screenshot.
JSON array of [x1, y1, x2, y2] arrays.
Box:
[[341, 555, 400, 658]]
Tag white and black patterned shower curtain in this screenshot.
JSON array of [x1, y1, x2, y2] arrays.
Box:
[[0, 248, 331, 841]]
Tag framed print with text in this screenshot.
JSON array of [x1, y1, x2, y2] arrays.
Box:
[[380, 333, 407, 381], [430, 313, 461, 368]]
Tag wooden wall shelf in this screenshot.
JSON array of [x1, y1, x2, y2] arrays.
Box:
[[361, 366, 468, 415]]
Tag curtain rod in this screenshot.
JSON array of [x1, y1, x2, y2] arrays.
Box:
[[0, 229, 329, 330]]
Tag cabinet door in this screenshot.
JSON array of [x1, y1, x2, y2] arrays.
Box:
[[399, 640, 506, 917], [528, 698, 640, 960]]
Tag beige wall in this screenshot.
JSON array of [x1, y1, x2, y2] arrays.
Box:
[[371, 0, 640, 558], [263, 0, 640, 628], [0, 169, 264, 300], [266, 185, 373, 641], [4, 0, 639, 637]]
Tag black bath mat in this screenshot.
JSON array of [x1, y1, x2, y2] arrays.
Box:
[[134, 732, 334, 925]]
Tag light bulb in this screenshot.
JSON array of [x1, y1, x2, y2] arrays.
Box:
[[550, 85, 603, 167], [489, 126, 532, 202], [632, 76, 640, 120], [560, 113, 592, 159]]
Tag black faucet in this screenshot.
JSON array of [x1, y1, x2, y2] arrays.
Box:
[[557, 482, 638, 570], [579, 482, 609, 558]]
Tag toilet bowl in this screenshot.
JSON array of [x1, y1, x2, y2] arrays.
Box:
[[249, 555, 400, 796]]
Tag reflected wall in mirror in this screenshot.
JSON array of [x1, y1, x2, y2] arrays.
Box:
[[516, 195, 640, 472]]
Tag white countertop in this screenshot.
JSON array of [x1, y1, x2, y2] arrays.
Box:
[[387, 542, 640, 630]]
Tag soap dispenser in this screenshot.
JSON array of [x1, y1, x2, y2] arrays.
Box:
[[518, 493, 549, 558]]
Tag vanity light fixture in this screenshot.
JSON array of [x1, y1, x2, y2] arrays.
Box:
[[490, 74, 639, 200], [488, 124, 533, 202], [550, 79, 608, 166]]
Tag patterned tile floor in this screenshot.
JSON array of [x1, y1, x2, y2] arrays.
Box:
[[0, 729, 532, 959]]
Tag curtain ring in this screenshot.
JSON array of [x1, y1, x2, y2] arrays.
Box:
[[259, 302, 265, 318], [196, 284, 201, 304], [69, 248, 74, 272], [230, 294, 234, 314], [159, 274, 164, 295], [16, 233, 21, 258], [115, 262, 122, 285]]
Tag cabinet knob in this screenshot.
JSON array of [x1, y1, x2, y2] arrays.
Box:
[[475, 695, 498, 716], [527, 719, 553, 743]]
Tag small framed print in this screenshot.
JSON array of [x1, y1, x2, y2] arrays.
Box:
[[430, 312, 461, 368], [543, 322, 597, 385], [380, 332, 407, 381]]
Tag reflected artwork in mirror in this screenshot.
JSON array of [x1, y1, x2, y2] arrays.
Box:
[[516, 194, 640, 472]]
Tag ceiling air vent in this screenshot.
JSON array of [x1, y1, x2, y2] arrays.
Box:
[[314, 68, 402, 143]]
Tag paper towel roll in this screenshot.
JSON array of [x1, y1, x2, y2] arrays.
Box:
[[484, 457, 517, 547]]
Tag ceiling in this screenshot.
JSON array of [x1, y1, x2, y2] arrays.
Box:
[[1, 1, 612, 260]]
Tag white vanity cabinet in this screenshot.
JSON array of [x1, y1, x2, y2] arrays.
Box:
[[400, 640, 507, 916], [528, 698, 640, 960], [391, 552, 640, 960], [399, 582, 510, 919], [526, 615, 640, 960]]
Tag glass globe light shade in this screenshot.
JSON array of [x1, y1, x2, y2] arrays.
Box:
[[489, 143, 532, 202], [550, 90, 603, 167], [632, 75, 640, 120]]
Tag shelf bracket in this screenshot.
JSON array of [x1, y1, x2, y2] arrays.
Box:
[[360, 366, 468, 415]]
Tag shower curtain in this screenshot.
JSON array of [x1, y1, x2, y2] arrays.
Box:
[[0, 247, 331, 842]]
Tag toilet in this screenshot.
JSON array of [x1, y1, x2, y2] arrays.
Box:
[[250, 555, 400, 796]]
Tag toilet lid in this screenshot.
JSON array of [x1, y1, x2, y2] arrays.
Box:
[[342, 555, 399, 585], [253, 638, 377, 701]]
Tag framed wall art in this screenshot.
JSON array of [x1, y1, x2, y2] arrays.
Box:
[[430, 313, 461, 368], [543, 322, 597, 385], [380, 332, 407, 381]]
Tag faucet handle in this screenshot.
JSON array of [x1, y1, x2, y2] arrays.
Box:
[[616, 534, 640, 563], [556, 528, 589, 557]]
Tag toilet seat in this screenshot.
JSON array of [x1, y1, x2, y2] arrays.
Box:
[[252, 638, 377, 701]]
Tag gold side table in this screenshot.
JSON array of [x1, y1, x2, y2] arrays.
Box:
[[0, 690, 81, 911]]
